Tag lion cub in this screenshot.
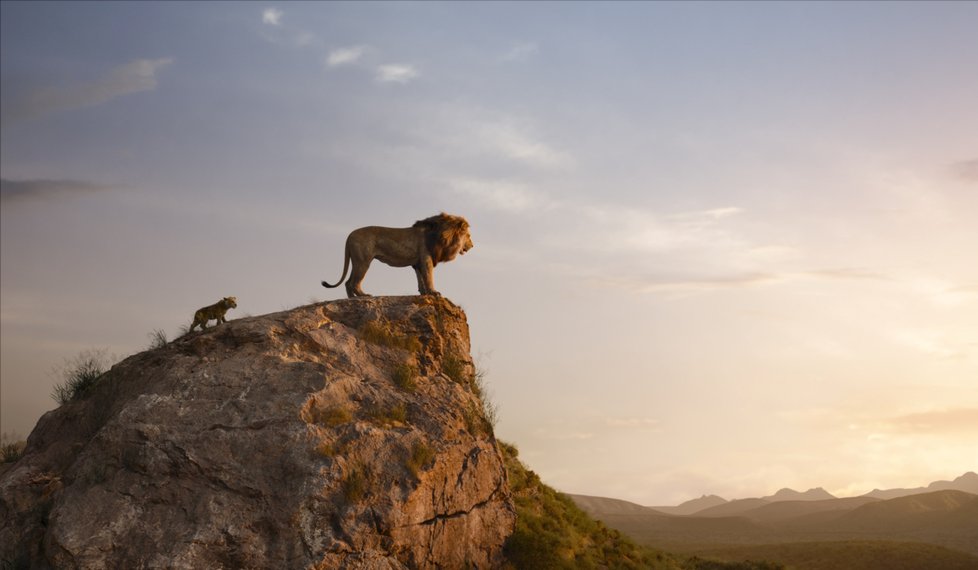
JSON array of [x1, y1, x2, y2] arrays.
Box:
[[189, 296, 237, 331]]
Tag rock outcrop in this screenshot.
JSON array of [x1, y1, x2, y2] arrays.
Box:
[[0, 296, 515, 569]]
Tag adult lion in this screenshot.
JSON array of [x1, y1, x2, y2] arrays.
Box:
[[321, 213, 473, 298]]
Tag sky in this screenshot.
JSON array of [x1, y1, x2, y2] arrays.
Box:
[[1, 1, 976, 505]]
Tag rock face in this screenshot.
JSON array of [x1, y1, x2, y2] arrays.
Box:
[[0, 296, 515, 569]]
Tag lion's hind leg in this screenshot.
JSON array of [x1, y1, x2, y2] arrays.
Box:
[[346, 260, 373, 298]]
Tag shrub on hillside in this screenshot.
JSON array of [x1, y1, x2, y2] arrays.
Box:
[[498, 441, 785, 570], [50, 349, 112, 405], [0, 433, 26, 464]]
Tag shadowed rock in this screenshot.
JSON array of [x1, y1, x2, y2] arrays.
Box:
[[0, 296, 514, 569]]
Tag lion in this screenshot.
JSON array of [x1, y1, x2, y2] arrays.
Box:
[[321, 213, 473, 298], [189, 296, 237, 331]]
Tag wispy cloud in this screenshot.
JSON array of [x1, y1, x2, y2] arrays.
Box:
[[605, 417, 662, 431], [803, 268, 888, 281], [599, 272, 786, 294], [786, 406, 978, 437], [375, 64, 420, 84], [0, 178, 113, 203], [592, 265, 895, 295], [950, 159, 978, 182], [326, 45, 367, 67], [891, 328, 967, 359], [500, 41, 539, 62], [262, 7, 283, 26], [2, 58, 173, 123], [884, 408, 978, 434], [448, 177, 549, 213], [476, 122, 571, 169]]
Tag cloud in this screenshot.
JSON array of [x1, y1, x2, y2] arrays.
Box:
[[532, 427, 595, 441], [891, 329, 967, 359], [669, 207, 743, 221], [951, 159, 978, 182], [803, 268, 888, 281], [601, 272, 786, 294], [476, 122, 571, 169], [262, 7, 283, 26], [294, 32, 320, 48], [500, 41, 539, 62], [884, 408, 978, 434], [326, 46, 367, 67], [448, 177, 549, 213], [604, 417, 662, 431], [3, 58, 173, 123], [375, 64, 420, 84], [0, 179, 113, 203]]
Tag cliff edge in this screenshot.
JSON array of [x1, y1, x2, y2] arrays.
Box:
[[1, 296, 515, 569]]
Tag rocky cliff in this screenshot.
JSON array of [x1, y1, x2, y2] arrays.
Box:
[[0, 296, 515, 569]]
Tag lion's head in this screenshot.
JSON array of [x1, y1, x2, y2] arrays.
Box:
[[223, 296, 238, 309], [414, 213, 473, 265]]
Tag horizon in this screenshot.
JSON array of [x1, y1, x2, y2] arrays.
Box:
[[584, 470, 978, 507], [2, 1, 976, 506]]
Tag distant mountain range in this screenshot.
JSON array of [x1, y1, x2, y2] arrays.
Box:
[[863, 471, 978, 500], [568, 472, 978, 562], [648, 471, 978, 516]]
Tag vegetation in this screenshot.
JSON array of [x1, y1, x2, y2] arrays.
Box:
[[472, 363, 498, 429], [314, 440, 336, 458], [390, 361, 418, 392], [369, 402, 408, 426], [359, 318, 422, 352], [441, 353, 467, 385], [444, 354, 499, 433], [500, 440, 676, 569], [463, 402, 493, 438], [499, 441, 782, 570], [0, 433, 26, 464], [309, 405, 352, 427], [405, 440, 435, 478], [147, 329, 168, 349], [50, 349, 111, 405], [343, 463, 371, 502]]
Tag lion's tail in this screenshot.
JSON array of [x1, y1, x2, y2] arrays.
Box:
[[321, 243, 351, 289]]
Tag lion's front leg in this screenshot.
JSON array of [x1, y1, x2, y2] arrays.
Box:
[[412, 264, 428, 295], [416, 258, 439, 296]]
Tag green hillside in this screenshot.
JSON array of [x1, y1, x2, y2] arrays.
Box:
[[498, 441, 781, 570]]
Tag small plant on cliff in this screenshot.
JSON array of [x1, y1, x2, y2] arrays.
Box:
[[473, 364, 498, 428], [315, 440, 336, 457], [405, 440, 435, 478], [147, 329, 168, 349], [441, 353, 468, 385], [369, 402, 408, 427], [50, 349, 111, 405], [343, 462, 371, 502], [390, 361, 418, 392], [0, 433, 26, 464], [310, 405, 352, 427], [462, 402, 493, 437], [360, 318, 422, 352]]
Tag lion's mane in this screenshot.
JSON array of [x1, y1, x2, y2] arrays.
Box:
[[414, 213, 471, 265]]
